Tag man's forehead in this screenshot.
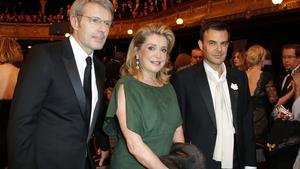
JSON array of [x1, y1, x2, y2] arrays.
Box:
[[203, 29, 229, 40], [282, 48, 296, 55]]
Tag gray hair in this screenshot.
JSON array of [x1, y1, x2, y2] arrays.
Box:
[[70, 0, 114, 19]]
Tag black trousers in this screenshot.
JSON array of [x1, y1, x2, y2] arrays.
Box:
[[268, 144, 299, 169]]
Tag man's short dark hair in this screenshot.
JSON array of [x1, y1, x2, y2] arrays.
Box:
[[199, 21, 231, 41], [282, 44, 300, 54]]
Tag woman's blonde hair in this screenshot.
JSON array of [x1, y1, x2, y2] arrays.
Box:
[[246, 44, 266, 67], [121, 23, 175, 84], [0, 37, 23, 64]]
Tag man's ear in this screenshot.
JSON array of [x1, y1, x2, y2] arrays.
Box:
[[70, 15, 79, 31], [198, 40, 203, 50]]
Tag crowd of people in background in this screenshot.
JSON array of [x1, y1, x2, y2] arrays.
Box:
[[0, 0, 191, 23], [230, 43, 300, 169]]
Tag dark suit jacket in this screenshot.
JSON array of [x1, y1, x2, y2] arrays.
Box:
[[7, 39, 108, 169], [277, 71, 294, 109], [171, 62, 256, 169]]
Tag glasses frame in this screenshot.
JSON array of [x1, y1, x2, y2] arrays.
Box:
[[77, 15, 112, 27]]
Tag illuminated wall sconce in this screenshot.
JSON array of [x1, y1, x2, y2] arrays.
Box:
[[272, 0, 283, 4], [127, 29, 133, 35], [176, 18, 184, 25]]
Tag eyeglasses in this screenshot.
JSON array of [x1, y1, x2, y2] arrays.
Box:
[[282, 55, 296, 60], [78, 15, 112, 27]]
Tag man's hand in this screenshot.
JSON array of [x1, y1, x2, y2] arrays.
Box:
[[98, 149, 110, 166]]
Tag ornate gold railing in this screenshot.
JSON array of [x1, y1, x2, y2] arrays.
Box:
[[0, 0, 299, 40]]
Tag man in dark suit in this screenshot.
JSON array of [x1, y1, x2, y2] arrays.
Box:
[[7, 0, 114, 169], [172, 21, 256, 169], [276, 44, 300, 109], [267, 44, 300, 169]]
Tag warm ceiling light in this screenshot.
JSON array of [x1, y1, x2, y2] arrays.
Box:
[[272, 0, 283, 4], [176, 18, 183, 25], [127, 29, 133, 35], [28, 46, 32, 49]]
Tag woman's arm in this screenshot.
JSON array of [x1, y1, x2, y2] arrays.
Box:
[[173, 126, 184, 143], [116, 84, 168, 169], [276, 80, 296, 106]]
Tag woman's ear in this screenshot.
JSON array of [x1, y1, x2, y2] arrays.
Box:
[[134, 47, 139, 59]]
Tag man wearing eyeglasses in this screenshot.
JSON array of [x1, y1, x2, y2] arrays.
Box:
[[267, 44, 300, 169], [7, 0, 114, 169], [276, 44, 300, 110]]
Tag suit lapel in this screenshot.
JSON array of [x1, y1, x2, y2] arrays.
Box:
[[226, 70, 238, 128], [61, 39, 87, 121], [87, 55, 105, 140], [195, 62, 217, 128]]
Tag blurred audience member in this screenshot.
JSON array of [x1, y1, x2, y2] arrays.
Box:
[[190, 48, 203, 65], [231, 48, 247, 71], [0, 37, 23, 169], [174, 53, 191, 72]]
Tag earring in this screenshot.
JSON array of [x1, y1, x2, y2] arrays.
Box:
[[136, 56, 140, 70]]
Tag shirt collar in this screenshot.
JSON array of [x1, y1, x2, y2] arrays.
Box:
[[69, 36, 94, 60], [203, 60, 227, 82]]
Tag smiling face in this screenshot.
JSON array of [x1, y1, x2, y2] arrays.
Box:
[[198, 29, 229, 72], [136, 33, 168, 77], [70, 2, 112, 55]]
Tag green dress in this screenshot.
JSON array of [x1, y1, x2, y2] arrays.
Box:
[[103, 75, 182, 169]]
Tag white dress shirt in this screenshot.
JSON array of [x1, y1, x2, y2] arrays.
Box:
[[69, 36, 98, 127], [203, 61, 257, 169]]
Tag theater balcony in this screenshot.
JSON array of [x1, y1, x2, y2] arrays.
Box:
[[0, 0, 299, 41]]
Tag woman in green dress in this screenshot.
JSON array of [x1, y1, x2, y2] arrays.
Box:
[[103, 23, 184, 169]]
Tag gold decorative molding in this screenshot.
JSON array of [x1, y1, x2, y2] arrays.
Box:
[[0, 0, 299, 40]]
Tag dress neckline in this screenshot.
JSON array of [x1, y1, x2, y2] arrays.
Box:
[[128, 75, 165, 88]]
